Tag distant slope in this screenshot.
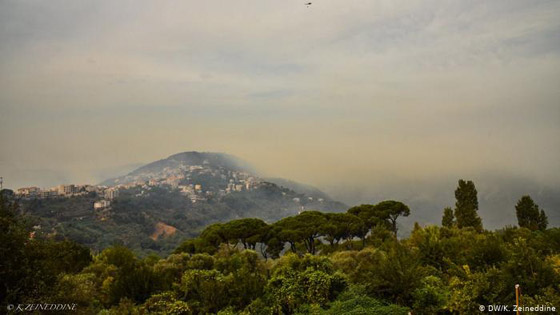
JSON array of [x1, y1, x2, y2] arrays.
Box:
[[21, 182, 346, 256], [101, 151, 257, 186], [21, 151, 347, 256], [265, 177, 332, 201]]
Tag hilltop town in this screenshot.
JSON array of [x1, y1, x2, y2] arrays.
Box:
[[14, 162, 325, 212]]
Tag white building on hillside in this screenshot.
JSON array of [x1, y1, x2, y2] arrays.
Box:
[[94, 200, 111, 210]]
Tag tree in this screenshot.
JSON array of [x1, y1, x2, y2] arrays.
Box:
[[412, 276, 449, 314], [257, 225, 283, 260], [142, 292, 192, 314], [322, 213, 365, 248], [515, 196, 547, 231], [200, 223, 228, 248], [222, 218, 268, 250], [174, 238, 218, 255], [374, 200, 411, 238], [538, 210, 548, 231], [347, 205, 377, 245], [265, 253, 346, 313], [274, 211, 327, 255], [179, 269, 228, 313], [347, 204, 381, 229], [454, 180, 482, 231], [88, 246, 160, 305], [442, 207, 455, 228], [332, 243, 426, 306], [326, 285, 410, 314], [347, 202, 410, 239], [409, 225, 447, 270], [0, 195, 30, 303], [291, 211, 327, 255]]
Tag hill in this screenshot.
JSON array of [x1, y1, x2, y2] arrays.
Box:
[[100, 151, 257, 187], [19, 152, 347, 256]]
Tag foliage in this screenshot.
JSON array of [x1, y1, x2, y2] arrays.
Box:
[[0, 195, 92, 305], [454, 179, 483, 231], [325, 285, 409, 315], [322, 212, 365, 248], [442, 207, 455, 228], [142, 292, 192, 314], [3, 184, 560, 314], [412, 276, 449, 314], [374, 200, 411, 237], [516, 195, 548, 231], [264, 253, 347, 313], [19, 181, 345, 257], [275, 211, 328, 254]]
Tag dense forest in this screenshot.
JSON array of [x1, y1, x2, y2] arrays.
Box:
[[2, 180, 559, 314]]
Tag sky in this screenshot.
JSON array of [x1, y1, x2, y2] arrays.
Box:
[[1, 0, 560, 217]]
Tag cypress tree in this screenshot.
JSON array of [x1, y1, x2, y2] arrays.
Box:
[[453, 179, 482, 231], [515, 195, 540, 230], [538, 210, 548, 231], [441, 207, 455, 228], [515, 195, 547, 231]]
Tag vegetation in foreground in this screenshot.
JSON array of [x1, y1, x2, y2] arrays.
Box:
[[1, 180, 559, 314]]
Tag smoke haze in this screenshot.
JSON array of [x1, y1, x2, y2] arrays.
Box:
[[1, 0, 559, 228]]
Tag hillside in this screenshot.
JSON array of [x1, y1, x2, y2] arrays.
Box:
[[19, 152, 347, 256], [100, 151, 257, 187]]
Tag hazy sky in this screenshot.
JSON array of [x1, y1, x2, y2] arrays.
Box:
[[1, 0, 559, 197]]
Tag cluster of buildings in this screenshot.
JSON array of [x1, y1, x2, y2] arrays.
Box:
[[175, 173, 261, 203], [15, 184, 119, 213], [178, 184, 207, 203], [93, 199, 112, 221], [110, 163, 264, 204], [93, 188, 119, 220], [15, 184, 118, 199], [112, 164, 203, 188], [13, 161, 270, 215]]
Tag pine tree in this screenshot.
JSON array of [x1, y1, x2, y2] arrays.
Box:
[[515, 195, 540, 230], [538, 210, 548, 231], [453, 179, 482, 231], [515, 195, 547, 231], [441, 207, 455, 228]]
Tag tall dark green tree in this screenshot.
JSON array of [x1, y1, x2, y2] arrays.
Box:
[[538, 210, 548, 231], [0, 195, 93, 305], [0, 195, 29, 304], [515, 195, 547, 231], [441, 207, 455, 228], [516, 196, 539, 230], [453, 179, 482, 231]]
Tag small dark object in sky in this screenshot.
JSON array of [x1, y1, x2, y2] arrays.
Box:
[[305, 2, 312, 6]]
